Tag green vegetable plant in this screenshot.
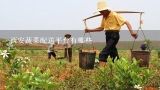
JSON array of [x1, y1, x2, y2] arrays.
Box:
[[94, 60, 117, 90], [7, 67, 58, 90], [113, 58, 151, 90], [0, 40, 17, 74], [94, 58, 151, 90], [0, 40, 59, 90]]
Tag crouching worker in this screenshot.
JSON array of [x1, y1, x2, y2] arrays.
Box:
[[64, 34, 72, 62], [48, 43, 56, 60]]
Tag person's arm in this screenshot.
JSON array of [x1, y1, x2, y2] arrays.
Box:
[[85, 27, 104, 33], [125, 21, 138, 39], [63, 38, 67, 47], [68, 38, 73, 47]]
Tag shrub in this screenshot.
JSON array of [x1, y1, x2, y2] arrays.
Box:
[[94, 58, 151, 90], [6, 67, 58, 90], [114, 58, 151, 90], [94, 61, 117, 90]]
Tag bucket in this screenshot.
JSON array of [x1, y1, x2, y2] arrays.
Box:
[[131, 50, 150, 67], [79, 50, 96, 69]]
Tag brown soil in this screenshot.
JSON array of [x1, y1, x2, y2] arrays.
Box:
[[0, 70, 5, 90]]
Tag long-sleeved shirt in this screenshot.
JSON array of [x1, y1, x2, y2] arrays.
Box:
[[64, 38, 72, 48]]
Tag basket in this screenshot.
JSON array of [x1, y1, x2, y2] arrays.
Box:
[[131, 50, 150, 67]]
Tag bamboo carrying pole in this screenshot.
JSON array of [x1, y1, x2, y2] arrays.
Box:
[[83, 10, 147, 50], [83, 11, 144, 21]]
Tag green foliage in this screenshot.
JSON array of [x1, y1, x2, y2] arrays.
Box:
[[113, 58, 151, 90], [94, 58, 152, 90], [7, 67, 58, 90], [158, 50, 160, 59], [1, 40, 159, 90], [31, 49, 35, 55], [9, 57, 30, 75], [0, 40, 59, 90], [144, 69, 160, 88], [61, 68, 95, 90], [0, 40, 16, 64], [1, 40, 16, 50], [94, 61, 117, 90], [0, 40, 28, 76], [144, 39, 152, 50]]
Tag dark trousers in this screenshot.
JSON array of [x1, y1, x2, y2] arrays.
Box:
[[99, 31, 120, 62], [48, 52, 56, 59], [64, 48, 72, 62]]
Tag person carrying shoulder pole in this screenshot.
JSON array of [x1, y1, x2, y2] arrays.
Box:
[[85, 0, 138, 67]]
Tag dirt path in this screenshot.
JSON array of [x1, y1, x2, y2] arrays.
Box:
[[0, 70, 5, 90]]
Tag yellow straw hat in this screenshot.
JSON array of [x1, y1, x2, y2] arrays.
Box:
[[97, 0, 109, 12], [94, 0, 110, 14]]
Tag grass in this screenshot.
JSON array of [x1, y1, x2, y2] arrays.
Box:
[[0, 45, 160, 89]]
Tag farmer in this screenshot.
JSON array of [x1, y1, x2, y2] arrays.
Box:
[[48, 43, 56, 60], [85, 0, 138, 66], [64, 34, 72, 62]]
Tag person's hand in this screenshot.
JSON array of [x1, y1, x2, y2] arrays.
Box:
[[85, 29, 90, 33], [64, 44, 67, 47], [131, 32, 138, 39], [83, 19, 87, 21]]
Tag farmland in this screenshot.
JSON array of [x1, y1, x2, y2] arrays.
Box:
[[0, 40, 160, 90]]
